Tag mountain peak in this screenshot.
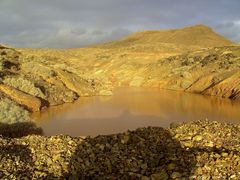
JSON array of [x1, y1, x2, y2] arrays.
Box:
[[178, 24, 215, 33], [186, 24, 212, 29], [99, 24, 234, 50]]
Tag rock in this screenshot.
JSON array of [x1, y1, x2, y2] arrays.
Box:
[[0, 98, 30, 124], [3, 76, 46, 99], [167, 163, 176, 170], [170, 122, 180, 129], [56, 69, 94, 96], [205, 141, 214, 147], [129, 76, 144, 87], [151, 170, 168, 180], [221, 152, 228, 157], [181, 71, 192, 79], [0, 84, 42, 111], [140, 163, 148, 170], [193, 135, 203, 141], [99, 144, 105, 151], [171, 172, 182, 179], [121, 134, 130, 144], [141, 176, 150, 180], [195, 167, 203, 175], [186, 74, 216, 93], [99, 90, 113, 96], [202, 71, 240, 100], [182, 141, 192, 147], [229, 174, 236, 179], [180, 79, 192, 89]]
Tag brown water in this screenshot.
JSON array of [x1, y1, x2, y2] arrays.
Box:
[[32, 88, 240, 137]]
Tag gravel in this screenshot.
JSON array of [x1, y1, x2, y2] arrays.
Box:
[[0, 119, 240, 179]]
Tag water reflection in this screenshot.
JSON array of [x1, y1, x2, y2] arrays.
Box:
[[33, 88, 240, 137]]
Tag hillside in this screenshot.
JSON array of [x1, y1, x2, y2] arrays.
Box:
[[0, 24, 239, 124], [0, 25, 240, 178], [0, 45, 112, 124], [96, 25, 235, 53]]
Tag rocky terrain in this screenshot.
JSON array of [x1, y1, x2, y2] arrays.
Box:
[[0, 24, 239, 124], [0, 45, 112, 123], [0, 120, 240, 179], [19, 25, 240, 102], [0, 25, 240, 178]]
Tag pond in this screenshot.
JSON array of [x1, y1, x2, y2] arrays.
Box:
[[32, 88, 240, 137]]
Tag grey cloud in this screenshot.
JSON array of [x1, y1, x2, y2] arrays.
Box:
[[71, 28, 87, 36], [0, 0, 239, 48], [10, 27, 131, 48], [91, 30, 104, 36], [214, 21, 240, 43]]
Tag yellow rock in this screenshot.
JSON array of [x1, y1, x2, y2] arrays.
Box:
[[56, 69, 95, 96], [0, 84, 42, 111], [99, 90, 113, 96]]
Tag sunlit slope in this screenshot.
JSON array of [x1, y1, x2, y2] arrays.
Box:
[[0, 45, 112, 118], [1, 24, 239, 117], [19, 25, 240, 102], [95, 25, 234, 52]]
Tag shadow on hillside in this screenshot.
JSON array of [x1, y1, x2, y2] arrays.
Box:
[[66, 112, 187, 178], [0, 122, 43, 138], [66, 111, 239, 179], [0, 122, 40, 178], [0, 122, 57, 179], [0, 113, 237, 179], [0, 144, 34, 177], [67, 127, 196, 178]]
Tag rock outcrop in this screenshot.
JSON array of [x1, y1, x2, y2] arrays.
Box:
[[0, 45, 113, 118], [0, 84, 42, 111]]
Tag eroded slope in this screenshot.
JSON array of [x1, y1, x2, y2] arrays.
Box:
[[0, 25, 239, 120], [0, 45, 112, 123]]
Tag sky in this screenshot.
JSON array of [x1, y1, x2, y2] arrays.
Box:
[[0, 0, 239, 48]]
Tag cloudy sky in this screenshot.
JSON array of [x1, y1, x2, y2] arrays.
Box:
[[0, 0, 239, 48]]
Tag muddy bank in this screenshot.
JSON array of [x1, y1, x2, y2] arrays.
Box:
[[0, 119, 240, 179]]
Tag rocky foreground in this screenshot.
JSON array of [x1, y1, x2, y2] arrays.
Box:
[[0, 119, 240, 179]]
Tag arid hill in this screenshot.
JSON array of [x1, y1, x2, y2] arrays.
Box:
[[96, 24, 234, 53], [0, 25, 239, 123]]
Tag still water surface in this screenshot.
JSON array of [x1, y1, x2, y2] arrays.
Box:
[[32, 88, 240, 137]]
